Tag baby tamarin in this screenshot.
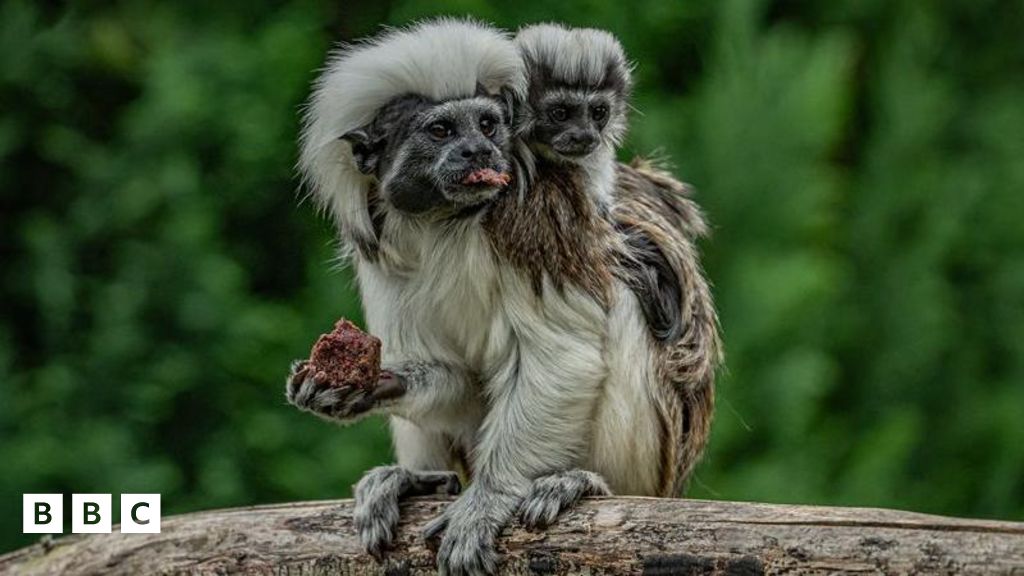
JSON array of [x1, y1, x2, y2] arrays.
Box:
[[511, 22, 720, 515], [288, 19, 720, 575]]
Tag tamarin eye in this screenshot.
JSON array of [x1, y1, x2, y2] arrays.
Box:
[[591, 105, 609, 122], [479, 117, 496, 137], [549, 106, 569, 122], [427, 122, 453, 140]]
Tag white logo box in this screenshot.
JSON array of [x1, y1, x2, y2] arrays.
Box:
[[22, 494, 62, 534], [23, 494, 161, 534], [121, 494, 161, 534]]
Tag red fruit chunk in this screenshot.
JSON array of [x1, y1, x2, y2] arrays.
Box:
[[307, 319, 381, 389]]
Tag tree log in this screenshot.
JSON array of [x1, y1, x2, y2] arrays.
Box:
[[2, 497, 1022, 575]]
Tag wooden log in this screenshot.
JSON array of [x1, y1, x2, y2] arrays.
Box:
[[2, 497, 1022, 575]]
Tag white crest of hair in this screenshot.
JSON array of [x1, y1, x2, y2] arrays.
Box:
[[298, 18, 527, 255], [515, 23, 630, 89]]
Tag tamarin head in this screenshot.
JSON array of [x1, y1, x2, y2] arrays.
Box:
[[340, 90, 514, 216], [514, 24, 633, 163], [299, 19, 525, 256]]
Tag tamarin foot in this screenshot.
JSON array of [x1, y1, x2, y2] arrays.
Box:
[[353, 465, 461, 561], [423, 483, 518, 576], [518, 469, 611, 529]]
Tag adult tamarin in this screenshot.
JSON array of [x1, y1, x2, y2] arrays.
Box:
[[288, 19, 721, 576]]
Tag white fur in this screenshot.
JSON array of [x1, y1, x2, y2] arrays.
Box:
[[359, 213, 610, 487], [578, 146, 618, 208], [359, 219, 495, 442], [299, 19, 527, 254], [390, 417, 456, 470], [473, 269, 609, 485], [515, 23, 631, 90], [586, 284, 663, 494], [366, 227, 663, 494]]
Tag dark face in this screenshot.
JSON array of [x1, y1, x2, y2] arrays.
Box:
[[342, 94, 513, 217], [528, 88, 620, 161]]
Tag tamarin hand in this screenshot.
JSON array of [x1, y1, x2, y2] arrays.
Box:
[[285, 360, 406, 422]]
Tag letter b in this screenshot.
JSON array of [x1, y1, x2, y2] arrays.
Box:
[[84, 502, 101, 525], [72, 494, 111, 534], [36, 502, 51, 524], [23, 494, 63, 534]]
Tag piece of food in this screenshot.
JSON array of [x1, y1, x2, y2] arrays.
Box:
[[307, 319, 382, 389], [462, 168, 511, 187]]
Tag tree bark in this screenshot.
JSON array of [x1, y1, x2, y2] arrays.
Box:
[[2, 497, 1022, 575]]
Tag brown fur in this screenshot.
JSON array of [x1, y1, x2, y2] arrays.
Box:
[[483, 161, 618, 307], [613, 160, 722, 496]]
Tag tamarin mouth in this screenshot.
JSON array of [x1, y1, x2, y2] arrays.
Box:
[[462, 168, 511, 187]]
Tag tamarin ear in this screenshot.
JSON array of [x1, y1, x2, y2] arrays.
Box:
[[475, 82, 514, 125], [497, 86, 518, 126], [340, 129, 383, 175]]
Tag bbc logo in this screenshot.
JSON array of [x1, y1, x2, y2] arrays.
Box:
[[23, 494, 160, 534]]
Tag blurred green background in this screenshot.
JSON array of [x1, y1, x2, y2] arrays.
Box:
[[2, 0, 1023, 552]]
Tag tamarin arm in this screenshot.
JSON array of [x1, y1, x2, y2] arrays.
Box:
[[286, 358, 479, 432]]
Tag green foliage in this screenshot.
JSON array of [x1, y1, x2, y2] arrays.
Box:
[[2, 0, 1022, 552]]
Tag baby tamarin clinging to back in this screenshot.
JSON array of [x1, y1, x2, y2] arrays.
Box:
[[511, 23, 721, 518]]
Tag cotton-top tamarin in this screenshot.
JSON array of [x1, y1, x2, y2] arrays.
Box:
[[287, 19, 721, 576]]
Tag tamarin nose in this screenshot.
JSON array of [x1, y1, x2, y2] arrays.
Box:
[[569, 132, 597, 147], [460, 145, 492, 161]]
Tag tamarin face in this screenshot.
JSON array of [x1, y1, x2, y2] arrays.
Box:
[[515, 24, 633, 164], [530, 87, 621, 159], [341, 93, 514, 216]]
